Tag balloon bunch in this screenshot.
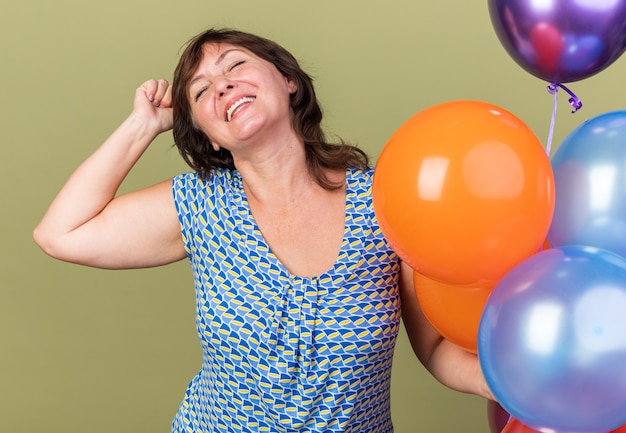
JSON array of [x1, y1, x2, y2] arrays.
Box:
[[477, 110, 626, 433], [373, 1, 626, 432], [479, 2, 626, 432]]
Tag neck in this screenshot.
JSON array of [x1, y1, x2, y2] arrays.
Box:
[[235, 140, 316, 208]]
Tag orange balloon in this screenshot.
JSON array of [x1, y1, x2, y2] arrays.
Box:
[[373, 100, 554, 287], [413, 270, 492, 353]]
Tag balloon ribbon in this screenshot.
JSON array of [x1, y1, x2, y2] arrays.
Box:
[[545, 82, 582, 155]]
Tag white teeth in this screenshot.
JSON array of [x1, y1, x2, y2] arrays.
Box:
[[226, 96, 255, 121]]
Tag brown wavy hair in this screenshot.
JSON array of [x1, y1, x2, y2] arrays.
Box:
[[172, 28, 369, 190]]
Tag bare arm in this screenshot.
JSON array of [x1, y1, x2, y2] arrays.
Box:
[[33, 79, 187, 269], [399, 261, 494, 400]]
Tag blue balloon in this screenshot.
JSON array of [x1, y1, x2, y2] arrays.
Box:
[[478, 246, 626, 433], [549, 111, 626, 257]]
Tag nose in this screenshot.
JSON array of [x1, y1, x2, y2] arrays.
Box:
[[215, 77, 235, 98]]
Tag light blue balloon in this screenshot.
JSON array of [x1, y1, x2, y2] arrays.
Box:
[[549, 111, 626, 255], [478, 246, 626, 433]]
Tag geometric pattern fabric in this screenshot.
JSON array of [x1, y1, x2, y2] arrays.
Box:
[[171, 167, 401, 432]]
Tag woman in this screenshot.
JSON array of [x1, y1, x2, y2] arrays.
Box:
[[34, 28, 491, 432]]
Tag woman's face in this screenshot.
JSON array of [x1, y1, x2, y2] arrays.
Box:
[[187, 42, 297, 150]]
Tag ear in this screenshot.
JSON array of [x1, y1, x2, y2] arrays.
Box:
[[212, 142, 221, 151], [286, 79, 297, 94]]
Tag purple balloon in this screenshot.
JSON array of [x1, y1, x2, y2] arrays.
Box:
[[479, 246, 626, 433], [489, 0, 626, 83]]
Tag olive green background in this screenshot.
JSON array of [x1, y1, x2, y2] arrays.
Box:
[[2, 0, 625, 432]]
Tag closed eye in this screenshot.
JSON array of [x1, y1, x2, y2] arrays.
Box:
[[229, 60, 245, 71], [194, 87, 208, 101]]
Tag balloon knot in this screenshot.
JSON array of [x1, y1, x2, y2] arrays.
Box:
[[547, 83, 558, 95], [547, 82, 582, 113]]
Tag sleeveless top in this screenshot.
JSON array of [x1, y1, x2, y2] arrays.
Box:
[[171, 167, 401, 432]]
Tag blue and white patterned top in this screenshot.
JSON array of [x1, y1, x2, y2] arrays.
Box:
[[171, 167, 401, 432]]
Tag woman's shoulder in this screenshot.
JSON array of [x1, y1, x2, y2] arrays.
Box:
[[345, 166, 376, 210], [174, 168, 237, 189], [346, 166, 375, 187], [172, 168, 240, 204]]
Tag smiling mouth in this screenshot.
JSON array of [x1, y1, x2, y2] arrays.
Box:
[[226, 96, 255, 122]]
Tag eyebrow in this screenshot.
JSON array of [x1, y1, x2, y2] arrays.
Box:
[[189, 48, 245, 88]]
